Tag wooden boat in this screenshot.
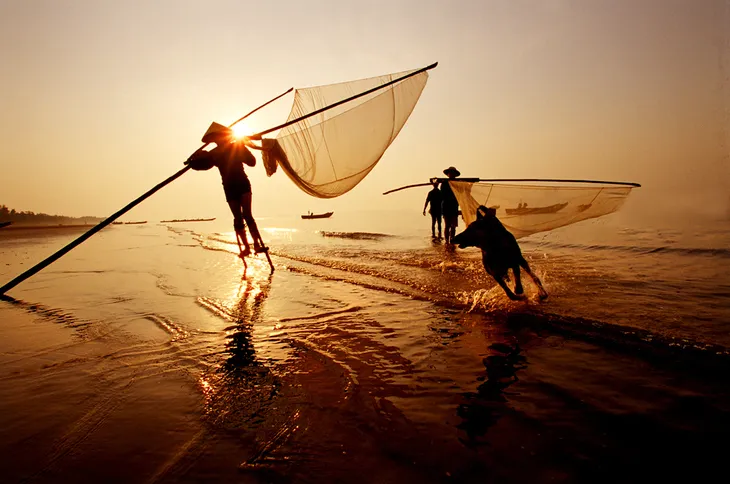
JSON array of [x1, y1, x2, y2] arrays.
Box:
[[0, 221, 11, 229], [505, 202, 568, 216], [301, 211, 333, 220]]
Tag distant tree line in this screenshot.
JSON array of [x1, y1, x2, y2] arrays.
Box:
[[0, 204, 102, 225]]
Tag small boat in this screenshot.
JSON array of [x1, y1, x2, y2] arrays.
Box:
[[124, 221, 148, 225], [505, 202, 568, 216], [0, 221, 11, 229], [301, 211, 333, 219]]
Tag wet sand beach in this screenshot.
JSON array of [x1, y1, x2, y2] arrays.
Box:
[[1, 215, 729, 483]]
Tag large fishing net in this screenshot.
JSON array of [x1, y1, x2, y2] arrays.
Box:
[[449, 180, 636, 238], [270, 68, 430, 198]]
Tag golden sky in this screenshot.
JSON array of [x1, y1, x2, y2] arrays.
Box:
[[1, 0, 728, 220]]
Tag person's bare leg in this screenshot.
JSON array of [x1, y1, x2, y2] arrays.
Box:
[[228, 199, 250, 256], [240, 193, 266, 252], [446, 221, 456, 244]]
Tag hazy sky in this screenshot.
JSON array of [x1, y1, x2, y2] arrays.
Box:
[[1, 0, 728, 220]]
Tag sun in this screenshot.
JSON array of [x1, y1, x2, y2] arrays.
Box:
[[231, 121, 252, 140]]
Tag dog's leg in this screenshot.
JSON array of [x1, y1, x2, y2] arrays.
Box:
[[513, 265, 524, 295], [520, 258, 549, 300], [490, 267, 524, 301], [495, 277, 524, 301]]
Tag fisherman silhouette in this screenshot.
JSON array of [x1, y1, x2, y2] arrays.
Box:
[[440, 166, 461, 244], [186, 122, 267, 257], [423, 179, 443, 239]]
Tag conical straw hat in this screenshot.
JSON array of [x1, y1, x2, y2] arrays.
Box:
[[201, 122, 233, 143]]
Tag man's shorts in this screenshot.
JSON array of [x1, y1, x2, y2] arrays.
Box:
[[223, 177, 252, 202]]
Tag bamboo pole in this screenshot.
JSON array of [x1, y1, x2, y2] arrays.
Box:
[[469, 178, 641, 187], [248, 62, 438, 139], [0, 88, 293, 296], [383, 178, 641, 195], [1, 64, 444, 295], [230, 87, 292, 128]]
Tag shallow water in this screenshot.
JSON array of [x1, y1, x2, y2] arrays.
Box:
[[1, 211, 729, 483]]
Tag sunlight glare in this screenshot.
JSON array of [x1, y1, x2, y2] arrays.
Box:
[[231, 121, 252, 140]]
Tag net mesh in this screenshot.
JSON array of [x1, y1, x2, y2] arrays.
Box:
[[274, 68, 429, 198], [449, 180, 635, 238]]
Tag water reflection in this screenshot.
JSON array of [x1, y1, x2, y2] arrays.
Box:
[[222, 271, 270, 374], [457, 342, 526, 445], [200, 267, 278, 432]]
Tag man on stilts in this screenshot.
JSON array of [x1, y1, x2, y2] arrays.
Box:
[[186, 122, 271, 268]]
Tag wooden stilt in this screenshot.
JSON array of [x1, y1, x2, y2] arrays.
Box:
[[235, 231, 249, 271], [256, 235, 274, 273], [234, 226, 273, 274]]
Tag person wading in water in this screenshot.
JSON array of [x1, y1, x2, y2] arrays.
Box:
[[423, 179, 443, 239], [440, 166, 461, 245], [186, 122, 267, 257]]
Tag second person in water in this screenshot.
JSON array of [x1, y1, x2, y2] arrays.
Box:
[[440, 166, 461, 244], [423, 180, 443, 239]]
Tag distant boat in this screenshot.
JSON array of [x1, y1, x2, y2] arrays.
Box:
[[124, 221, 148, 225], [505, 202, 568, 216], [301, 211, 334, 219], [160, 218, 216, 223], [0, 221, 11, 229]]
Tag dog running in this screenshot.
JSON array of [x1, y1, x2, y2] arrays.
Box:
[[452, 206, 548, 301]]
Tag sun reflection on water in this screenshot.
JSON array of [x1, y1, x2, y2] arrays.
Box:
[[197, 260, 279, 430]]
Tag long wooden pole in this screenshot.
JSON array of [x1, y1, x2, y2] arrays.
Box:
[[230, 87, 292, 128], [382, 178, 642, 195], [1, 64, 441, 295], [0, 88, 293, 296], [248, 62, 438, 139], [469, 178, 641, 187]]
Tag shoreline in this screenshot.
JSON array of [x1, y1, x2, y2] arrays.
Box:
[[0, 224, 101, 230], [0, 224, 112, 240]]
